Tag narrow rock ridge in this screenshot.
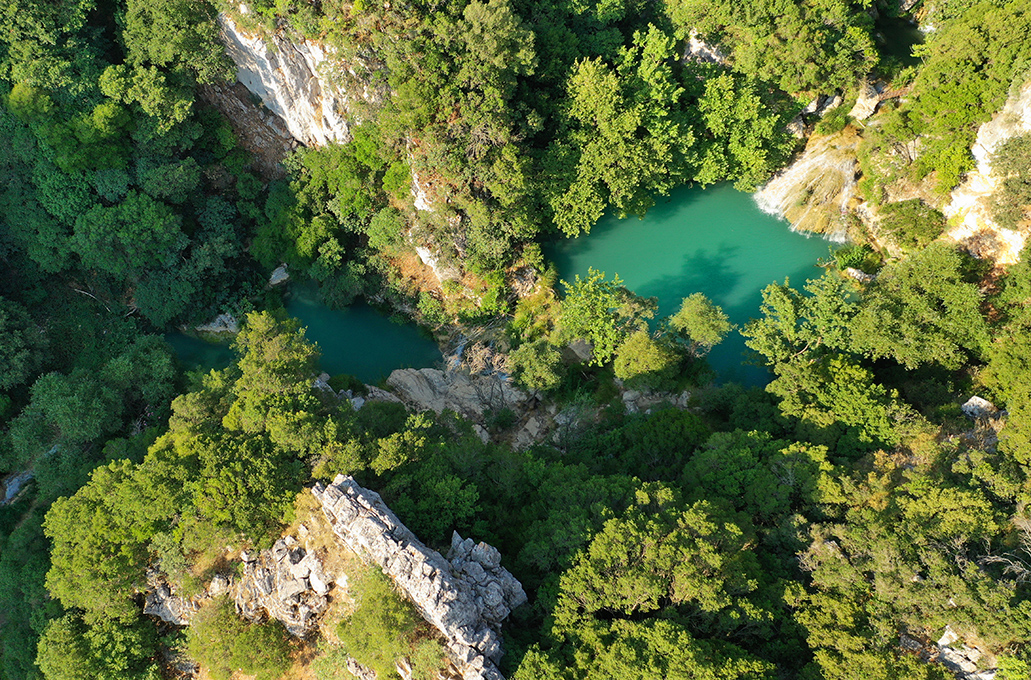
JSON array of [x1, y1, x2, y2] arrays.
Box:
[[218, 13, 353, 146], [313, 475, 527, 680]]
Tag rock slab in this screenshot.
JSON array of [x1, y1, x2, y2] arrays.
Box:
[[313, 475, 527, 680], [234, 535, 334, 636]]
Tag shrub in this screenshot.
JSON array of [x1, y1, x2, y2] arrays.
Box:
[[337, 569, 445, 679], [879, 199, 946, 250], [185, 596, 292, 680]]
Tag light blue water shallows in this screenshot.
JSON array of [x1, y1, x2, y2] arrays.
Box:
[[167, 289, 441, 384], [546, 183, 833, 385]]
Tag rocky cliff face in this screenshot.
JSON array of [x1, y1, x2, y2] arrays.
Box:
[[944, 80, 1031, 264], [313, 475, 527, 680], [218, 13, 354, 147], [385, 368, 529, 421]]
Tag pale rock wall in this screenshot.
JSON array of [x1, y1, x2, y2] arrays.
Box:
[[313, 475, 527, 680], [944, 80, 1031, 264], [218, 13, 352, 147]]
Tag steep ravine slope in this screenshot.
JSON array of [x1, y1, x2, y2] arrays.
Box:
[[217, 12, 355, 147]]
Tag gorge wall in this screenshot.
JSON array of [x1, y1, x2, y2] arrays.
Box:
[[944, 80, 1031, 264], [217, 13, 354, 147]]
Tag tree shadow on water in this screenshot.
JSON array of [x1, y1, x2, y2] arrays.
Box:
[[636, 243, 743, 316]]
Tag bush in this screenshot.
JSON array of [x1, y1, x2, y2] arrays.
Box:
[[328, 373, 368, 396], [185, 597, 292, 680], [879, 199, 946, 250], [613, 330, 679, 390], [337, 569, 445, 680], [833, 244, 873, 271], [509, 340, 565, 393]]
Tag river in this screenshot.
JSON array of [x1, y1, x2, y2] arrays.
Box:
[[166, 287, 441, 383], [171, 184, 829, 386], [546, 183, 832, 385]]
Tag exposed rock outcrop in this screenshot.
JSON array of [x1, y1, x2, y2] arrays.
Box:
[[269, 264, 290, 286], [961, 396, 999, 420], [755, 129, 860, 240], [1, 471, 33, 505], [194, 313, 240, 335], [313, 475, 527, 680], [143, 570, 200, 626], [682, 30, 729, 66], [197, 81, 295, 178], [786, 93, 844, 138], [218, 13, 353, 146], [234, 535, 334, 636], [945, 80, 1031, 264], [386, 368, 529, 420]]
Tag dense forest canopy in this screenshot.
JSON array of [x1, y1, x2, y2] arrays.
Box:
[[2, 0, 1031, 679]]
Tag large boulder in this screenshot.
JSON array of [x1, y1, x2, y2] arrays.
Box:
[[386, 368, 529, 420]]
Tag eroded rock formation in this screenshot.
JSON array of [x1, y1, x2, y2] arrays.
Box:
[[313, 475, 527, 680], [945, 80, 1031, 264], [234, 535, 334, 636], [386, 368, 529, 420], [218, 13, 354, 146]]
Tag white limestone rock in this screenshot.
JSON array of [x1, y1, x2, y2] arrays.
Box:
[[269, 264, 290, 286], [945, 80, 1031, 264], [386, 368, 529, 419], [313, 476, 526, 679], [219, 14, 352, 147]]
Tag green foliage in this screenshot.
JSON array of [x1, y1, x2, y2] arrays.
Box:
[[850, 244, 988, 369], [889, 2, 1031, 191], [73, 190, 185, 278], [336, 569, 445, 680], [122, 0, 234, 84], [668, 293, 732, 356], [664, 0, 878, 92], [879, 199, 947, 250], [990, 134, 1031, 229], [0, 297, 44, 390], [833, 244, 873, 271], [545, 26, 695, 236], [694, 72, 795, 190], [554, 489, 767, 631], [36, 613, 161, 680], [613, 330, 679, 389], [186, 597, 292, 680], [44, 458, 182, 620], [557, 268, 655, 365], [509, 339, 565, 392]]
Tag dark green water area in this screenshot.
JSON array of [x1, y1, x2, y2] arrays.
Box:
[[166, 287, 441, 383], [283, 285, 441, 383], [546, 184, 833, 385]]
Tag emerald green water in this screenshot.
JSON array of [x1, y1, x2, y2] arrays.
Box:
[[167, 288, 441, 383], [546, 184, 832, 385], [284, 286, 441, 383]]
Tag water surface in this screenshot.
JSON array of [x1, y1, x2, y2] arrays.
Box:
[[546, 184, 832, 385], [284, 286, 441, 384], [167, 288, 441, 383]]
